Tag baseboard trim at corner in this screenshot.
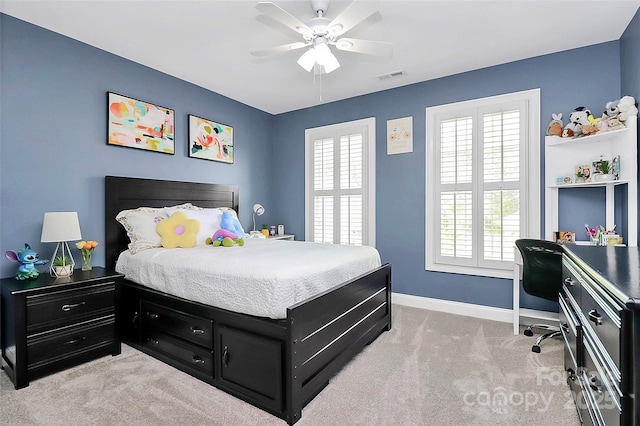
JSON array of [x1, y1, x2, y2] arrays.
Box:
[[391, 292, 558, 325]]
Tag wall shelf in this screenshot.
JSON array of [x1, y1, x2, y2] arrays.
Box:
[[544, 117, 637, 246]]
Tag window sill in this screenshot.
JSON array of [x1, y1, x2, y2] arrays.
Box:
[[426, 262, 513, 279]]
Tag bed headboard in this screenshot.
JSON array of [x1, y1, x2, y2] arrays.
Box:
[[105, 176, 239, 269]]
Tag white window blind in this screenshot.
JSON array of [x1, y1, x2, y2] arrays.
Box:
[[305, 118, 376, 246], [426, 90, 540, 279]]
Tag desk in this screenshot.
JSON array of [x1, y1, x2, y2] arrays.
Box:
[[513, 247, 522, 335]]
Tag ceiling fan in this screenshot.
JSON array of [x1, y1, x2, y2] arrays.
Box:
[[251, 0, 392, 75]]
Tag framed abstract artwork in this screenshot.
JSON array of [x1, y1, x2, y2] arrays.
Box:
[[188, 114, 234, 163], [107, 92, 175, 154]]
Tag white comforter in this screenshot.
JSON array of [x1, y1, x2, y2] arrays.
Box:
[[116, 238, 381, 319]]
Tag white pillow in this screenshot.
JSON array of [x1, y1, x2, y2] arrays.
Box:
[[164, 207, 223, 246], [116, 203, 196, 254], [191, 205, 239, 222]]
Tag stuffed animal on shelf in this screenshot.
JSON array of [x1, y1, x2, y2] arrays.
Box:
[[617, 96, 638, 122], [604, 99, 620, 119], [562, 122, 578, 138], [546, 113, 564, 136], [5, 243, 49, 280], [568, 106, 592, 137], [206, 212, 246, 247]]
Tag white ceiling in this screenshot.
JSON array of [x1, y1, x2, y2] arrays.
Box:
[[2, 0, 639, 114]]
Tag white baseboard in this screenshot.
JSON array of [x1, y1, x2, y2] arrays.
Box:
[[391, 292, 558, 326]]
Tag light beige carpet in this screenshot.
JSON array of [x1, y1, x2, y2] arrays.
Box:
[[0, 305, 579, 425]]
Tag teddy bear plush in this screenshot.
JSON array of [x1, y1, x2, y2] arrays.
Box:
[[617, 96, 638, 122], [568, 106, 591, 137]]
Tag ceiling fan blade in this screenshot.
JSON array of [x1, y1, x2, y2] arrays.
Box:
[[334, 38, 392, 56], [251, 42, 309, 57], [327, 0, 381, 36], [256, 2, 313, 36]]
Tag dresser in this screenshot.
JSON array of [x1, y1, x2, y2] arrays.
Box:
[[1, 267, 122, 389], [561, 245, 639, 425]]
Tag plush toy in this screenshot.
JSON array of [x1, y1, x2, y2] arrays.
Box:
[[569, 106, 591, 137], [546, 113, 563, 137], [5, 243, 49, 280], [206, 212, 245, 247], [156, 211, 201, 248], [562, 122, 579, 138], [607, 117, 626, 131], [604, 100, 620, 119], [617, 96, 638, 122]]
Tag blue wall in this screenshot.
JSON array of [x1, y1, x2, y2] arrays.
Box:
[[0, 15, 275, 278], [271, 43, 629, 312], [2, 9, 639, 313]]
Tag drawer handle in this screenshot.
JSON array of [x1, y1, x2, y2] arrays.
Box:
[[191, 327, 205, 335], [146, 337, 159, 345], [588, 309, 603, 326], [146, 312, 159, 320], [63, 336, 86, 345], [564, 277, 575, 287], [589, 375, 603, 394], [62, 302, 86, 312], [191, 355, 205, 365], [222, 345, 229, 366]]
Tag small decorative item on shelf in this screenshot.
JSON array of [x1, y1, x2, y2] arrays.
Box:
[[261, 224, 269, 238], [575, 164, 591, 183], [76, 240, 98, 271], [555, 176, 572, 185], [592, 155, 619, 182], [53, 256, 73, 277], [270, 226, 276, 236]]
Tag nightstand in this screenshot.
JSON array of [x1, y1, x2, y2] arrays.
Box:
[[1, 267, 123, 389], [268, 234, 295, 241]]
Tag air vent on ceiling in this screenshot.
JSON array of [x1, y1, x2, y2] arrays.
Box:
[[376, 70, 406, 81]]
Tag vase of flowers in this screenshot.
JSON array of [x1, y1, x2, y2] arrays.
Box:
[[76, 240, 98, 271]]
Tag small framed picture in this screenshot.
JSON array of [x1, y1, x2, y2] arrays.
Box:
[[188, 114, 234, 163], [575, 164, 591, 183]]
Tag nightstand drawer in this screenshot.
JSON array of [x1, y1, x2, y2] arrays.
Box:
[[27, 315, 115, 370], [141, 301, 213, 347], [27, 282, 116, 334]]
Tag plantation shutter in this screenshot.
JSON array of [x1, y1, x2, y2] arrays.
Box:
[[309, 127, 369, 246]]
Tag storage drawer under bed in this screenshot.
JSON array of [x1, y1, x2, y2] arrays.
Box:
[[141, 300, 213, 347], [142, 329, 214, 378]]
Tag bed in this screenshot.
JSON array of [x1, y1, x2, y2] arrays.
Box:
[[105, 176, 392, 424]]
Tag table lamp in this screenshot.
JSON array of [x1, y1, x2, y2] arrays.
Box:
[[41, 212, 82, 277], [252, 203, 265, 232]]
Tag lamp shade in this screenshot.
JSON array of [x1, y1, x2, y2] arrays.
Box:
[[41, 212, 82, 242], [253, 204, 265, 216]]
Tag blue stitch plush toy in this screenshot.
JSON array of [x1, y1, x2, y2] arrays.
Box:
[[5, 243, 49, 280]]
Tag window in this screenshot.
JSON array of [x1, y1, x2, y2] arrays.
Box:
[[305, 118, 376, 246], [426, 90, 540, 279]]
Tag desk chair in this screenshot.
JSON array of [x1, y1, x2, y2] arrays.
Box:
[[515, 239, 563, 353]]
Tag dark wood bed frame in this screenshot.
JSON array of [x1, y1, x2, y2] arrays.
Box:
[[105, 176, 392, 424]]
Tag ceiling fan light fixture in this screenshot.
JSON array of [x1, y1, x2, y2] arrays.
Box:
[[297, 48, 317, 72], [322, 51, 340, 73]]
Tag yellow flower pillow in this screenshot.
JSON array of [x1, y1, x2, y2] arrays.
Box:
[[156, 212, 201, 248]]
